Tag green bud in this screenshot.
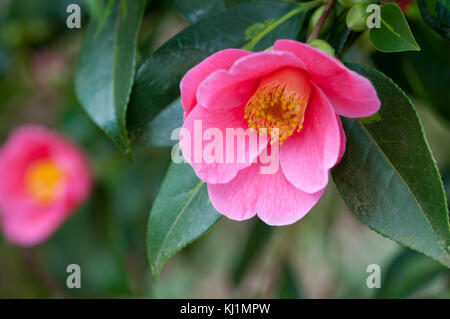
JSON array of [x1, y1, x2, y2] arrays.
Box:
[[338, 0, 370, 9], [346, 4, 369, 32], [307, 39, 336, 56], [307, 5, 336, 37]]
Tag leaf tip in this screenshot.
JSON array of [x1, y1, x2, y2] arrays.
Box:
[[149, 263, 162, 283]]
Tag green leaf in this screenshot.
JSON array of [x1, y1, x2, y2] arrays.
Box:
[[82, 0, 104, 22], [136, 98, 183, 148], [332, 63, 450, 268], [224, 0, 273, 6], [127, 1, 317, 143], [371, 19, 450, 123], [175, 0, 225, 23], [224, 0, 295, 6], [241, 3, 316, 50], [325, 10, 352, 56], [376, 248, 447, 298], [369, 3, 420, 52], [418, 0, 450, 40], [75, 0, 145, 154], [147, 163, 221, 280]]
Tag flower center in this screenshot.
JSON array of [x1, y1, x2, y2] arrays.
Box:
[[24, 159, 65, 205], [244, 67, 312, 145]]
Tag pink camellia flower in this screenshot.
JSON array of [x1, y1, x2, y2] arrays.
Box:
[[0, 125, 92, 246], [179, 40, 380, 225]]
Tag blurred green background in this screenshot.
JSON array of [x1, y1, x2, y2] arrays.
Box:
[[0, 0, 449, 298]]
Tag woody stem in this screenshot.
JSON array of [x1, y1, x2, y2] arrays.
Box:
[[307, 0, 337, 42]]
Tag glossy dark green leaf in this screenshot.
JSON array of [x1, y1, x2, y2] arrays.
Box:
[[224, 0, 270, 6], [418, 0, 450, 40], [444, 170, 450, 204], [175, 0, 225, 23], [369, 3, 420, 52], [325, 10, 351, 56], [332, 63, 450, 268], [224, 0, 294, 6], [147, 163, 221, 280], [232, 219, 274, 285], [376, 248, 446, 298], [371, 19, 450, 123], [136, 98, 183, 147], [127, 1, 317, 143], [75, 0, 145, 154], [82, 0, 103, 21]]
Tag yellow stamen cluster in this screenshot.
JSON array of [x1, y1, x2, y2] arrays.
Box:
[[244, 84, 308, 145], [24, 159, 65, 205]]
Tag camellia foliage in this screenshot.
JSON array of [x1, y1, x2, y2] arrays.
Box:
[[71, 0, 450, 280], [1, 0, 449, 299]]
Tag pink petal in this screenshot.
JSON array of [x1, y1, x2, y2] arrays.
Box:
[[180, 105, 267, 184], [197, 50, 307, 110], [180, 49, 252, 117], [280, 85, 341, 194], [336, 115, 346, 164], [274, 40, 380, 118], [1, 204, 69, 246], [207, 159, 324, 226]]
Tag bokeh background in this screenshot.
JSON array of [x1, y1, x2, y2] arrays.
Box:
[[0, 0, 449, 298]]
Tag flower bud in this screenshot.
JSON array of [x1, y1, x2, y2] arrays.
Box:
[[307, 5, 336, 37], [307, 39, 336, 56], [346, 4, 369, 32]]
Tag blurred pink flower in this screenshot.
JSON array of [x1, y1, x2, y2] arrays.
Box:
[[180, 40, 380, 225], [0, 125, 92, 246]]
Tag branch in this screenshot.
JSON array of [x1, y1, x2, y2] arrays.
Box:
[[307, 0, 337, 42]]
